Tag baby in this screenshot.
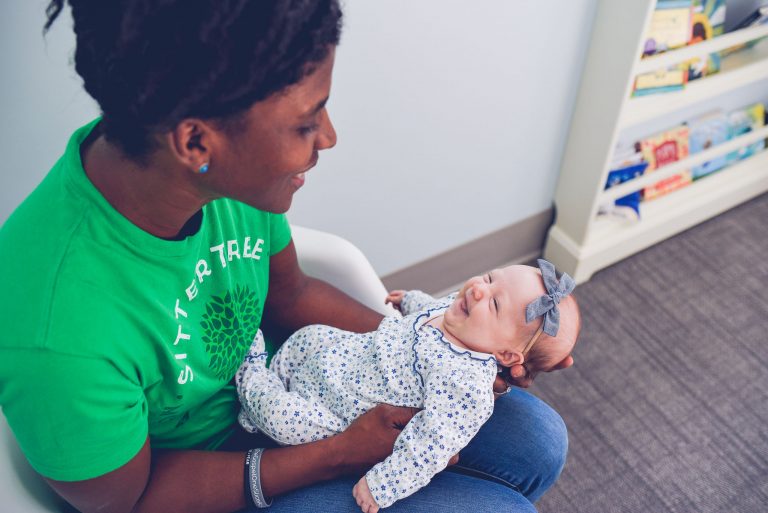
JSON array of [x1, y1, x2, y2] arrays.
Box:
[[236, 259, 580, 512]]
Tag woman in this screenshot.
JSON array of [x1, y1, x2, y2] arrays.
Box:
[[0, 1, 572, 512]]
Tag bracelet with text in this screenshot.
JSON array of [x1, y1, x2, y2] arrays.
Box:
[[244, 448, 272, 508]]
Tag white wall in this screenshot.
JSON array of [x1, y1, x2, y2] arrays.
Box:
[[289, 1, 597, 275], [0, 0, 597, 276], [0, 1, 99, 223]]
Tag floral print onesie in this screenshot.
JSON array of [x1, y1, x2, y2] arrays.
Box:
[[236, 291, 497, 508]]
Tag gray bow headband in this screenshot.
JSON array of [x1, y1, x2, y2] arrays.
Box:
[[525, 259, 576, 337]]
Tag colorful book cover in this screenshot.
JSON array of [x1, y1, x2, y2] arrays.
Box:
[[636, 1, 693, 97], [727, 102, 766, 163], [639, 125, 692, 200], [643, 0, 694, 56], [684, 0, 726, 81], [633, 67, 687, 96], [688, 110, 729, 179], [691, 0, 725, 40], [604, 161, 648, 217]]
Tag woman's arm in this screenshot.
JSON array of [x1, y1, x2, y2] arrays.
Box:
[[262, 239, 385, 336], [44, 405, 418, 513], [42, 238, 408, 512]]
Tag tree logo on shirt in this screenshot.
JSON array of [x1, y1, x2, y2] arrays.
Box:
[[200, 285, 261, 381]]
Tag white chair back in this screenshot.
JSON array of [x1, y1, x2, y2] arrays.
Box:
[[291, 225, 396, 315], [0, 411, 68, 512]]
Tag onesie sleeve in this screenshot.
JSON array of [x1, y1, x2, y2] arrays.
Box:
[[364, 362, 495, 508], [400, 290, 439, 315]]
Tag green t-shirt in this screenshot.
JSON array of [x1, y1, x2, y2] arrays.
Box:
[[0, 119, 292, 481]]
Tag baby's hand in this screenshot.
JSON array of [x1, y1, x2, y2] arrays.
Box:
[[353, 476, 379, 513], [385, 290, 406, 312]]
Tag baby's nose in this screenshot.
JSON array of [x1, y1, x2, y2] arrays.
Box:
[[470, 281, 487, 300]]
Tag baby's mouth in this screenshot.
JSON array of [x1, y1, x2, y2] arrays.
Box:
[[460, 297, 469, 316]]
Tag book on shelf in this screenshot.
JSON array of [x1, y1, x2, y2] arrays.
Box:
[[634, 1, 693, 96], [691, 0, 726, 38], [643, 0, 694, 56], [633, 0, 733, 96], [684, 0, 726, 81], [727, 102, 766, 163], [731, 5, 768, 31], [632, 67, 688, 96], [688, 110, 729, 179], [720, 6, 768, 58], [599, 146, 648, 220], [600, 155, 648, 221], [639, 124, 692, 200]]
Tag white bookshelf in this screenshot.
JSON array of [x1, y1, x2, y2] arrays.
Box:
[[543, 0, 768, 283]]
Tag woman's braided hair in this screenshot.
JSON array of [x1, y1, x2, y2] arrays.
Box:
[[44, 0, 342, 158]]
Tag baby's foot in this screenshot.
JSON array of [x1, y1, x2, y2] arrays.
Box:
[[352, 476, 379, 513]]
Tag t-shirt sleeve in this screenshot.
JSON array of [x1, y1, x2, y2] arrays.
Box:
[[269, 213, 292, 256], [0, 348, 148, 481]]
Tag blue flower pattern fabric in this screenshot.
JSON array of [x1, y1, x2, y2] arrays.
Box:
[[236, 291, 497, 508]]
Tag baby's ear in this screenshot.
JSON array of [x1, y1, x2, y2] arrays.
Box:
[[495, 350, 523, 368]]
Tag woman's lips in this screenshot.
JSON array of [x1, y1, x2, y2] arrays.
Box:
[[292, 154, 319, 188], [291, 172, 306, 188]]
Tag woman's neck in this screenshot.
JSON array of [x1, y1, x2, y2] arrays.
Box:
[[81, 134, 209, 239]]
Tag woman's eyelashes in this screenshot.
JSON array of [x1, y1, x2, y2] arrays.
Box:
[[297, 123, 319, 136], [298, 109, 327, 136]]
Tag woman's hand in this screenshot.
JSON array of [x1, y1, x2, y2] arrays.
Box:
[[332, 404, 418, 474], [496, 355, 575, 390], [334, 404, 460, 474], [385, 290, 406, 312]]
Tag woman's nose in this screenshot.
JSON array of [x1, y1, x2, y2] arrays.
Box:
[[315, 108, 337, 150]]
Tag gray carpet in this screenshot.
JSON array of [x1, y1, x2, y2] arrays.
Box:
[[533, 193, 768, 513]]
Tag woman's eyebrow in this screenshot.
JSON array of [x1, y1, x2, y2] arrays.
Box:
[[300, 96, 329, 118]]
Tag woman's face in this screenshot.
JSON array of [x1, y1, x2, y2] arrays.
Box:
[[207, 48, 338, 213]]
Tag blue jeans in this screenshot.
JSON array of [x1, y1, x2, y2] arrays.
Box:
[[242, 389, 567, 512]]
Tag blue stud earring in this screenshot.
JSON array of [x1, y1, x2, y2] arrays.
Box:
[[198, 162, 209, 174]]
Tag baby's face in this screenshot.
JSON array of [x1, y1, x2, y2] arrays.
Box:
[[442, 265, 538, 361]]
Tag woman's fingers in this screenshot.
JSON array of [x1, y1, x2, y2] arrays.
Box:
[[337, 404, 419, 473]]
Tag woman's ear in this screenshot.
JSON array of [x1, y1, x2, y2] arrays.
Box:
[[166, 118, 219, 173], [495, 349, 524, 368]]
